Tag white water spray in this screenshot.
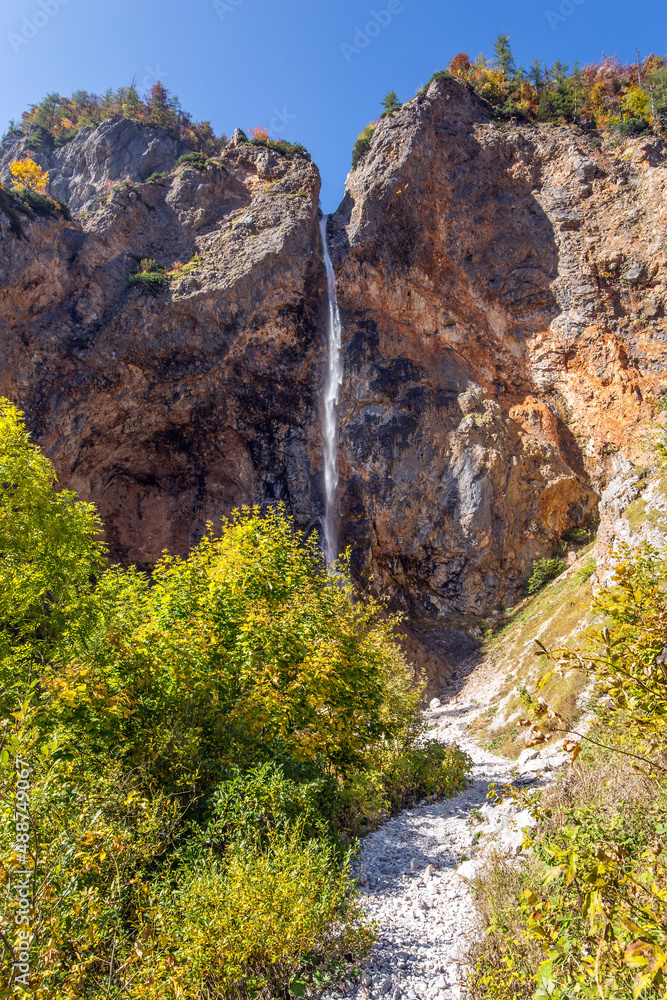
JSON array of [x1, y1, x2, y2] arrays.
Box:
[[320, 214, 343, 568]]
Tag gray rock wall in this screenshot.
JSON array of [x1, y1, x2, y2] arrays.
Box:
[[0, 116, 193, 213]]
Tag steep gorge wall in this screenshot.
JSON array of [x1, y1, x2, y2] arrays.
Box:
[[0, 134, 324, 565], [331, 77, 666, 626], [1, 81, 666, 680]]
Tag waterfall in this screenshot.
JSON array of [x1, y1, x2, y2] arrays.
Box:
[[320, 214, 343, 568]]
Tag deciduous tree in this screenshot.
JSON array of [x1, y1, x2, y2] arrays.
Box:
[[8, 157, 49, 193]]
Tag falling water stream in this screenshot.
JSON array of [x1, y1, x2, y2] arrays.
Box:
[[320, 214, 343, 568]]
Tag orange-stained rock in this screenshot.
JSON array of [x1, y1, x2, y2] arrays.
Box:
[[329, 76, 665, 631]]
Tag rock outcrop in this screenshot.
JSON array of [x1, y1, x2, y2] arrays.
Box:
[[594, 466, 667, 585], [0, 140, 323, 565], [331, 76, 666, 620], [0, 117, 193, 213], [1, 79, 666, 682]]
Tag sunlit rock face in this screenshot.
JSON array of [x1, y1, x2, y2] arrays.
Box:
[[0, 116, 193, 214], [1, 82, 665, 685], [0, 140, 324, 566], [330, 76, 665, 630]]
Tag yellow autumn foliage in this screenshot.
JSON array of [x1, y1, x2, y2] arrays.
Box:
[[9, 157, 49, 193]]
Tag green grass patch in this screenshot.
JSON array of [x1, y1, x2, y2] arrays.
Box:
[[469, 557, 596, 758]]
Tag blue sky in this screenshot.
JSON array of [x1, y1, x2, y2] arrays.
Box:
[[0, 0, 665, 211]]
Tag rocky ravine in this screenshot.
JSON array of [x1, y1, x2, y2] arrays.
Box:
[[1, 77, 666, 681], [327, 684, 575, 1000]]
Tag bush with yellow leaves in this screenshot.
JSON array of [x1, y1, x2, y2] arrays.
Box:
[[469, 543, 667, 1000], [0, 398, 470, 998], [8, 158, 49, 193]]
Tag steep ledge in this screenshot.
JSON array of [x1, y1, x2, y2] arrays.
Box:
[[0, 137, 323, 565], [330, 76, 666, 625]]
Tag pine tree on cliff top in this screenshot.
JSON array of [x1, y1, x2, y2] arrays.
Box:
[[494, 33, 515, 79]]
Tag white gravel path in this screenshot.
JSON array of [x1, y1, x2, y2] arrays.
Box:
[[334, 695, 516, 1000]]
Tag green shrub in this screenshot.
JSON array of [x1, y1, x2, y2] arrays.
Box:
[[335, 643, 470, 832], [352, 124, 377, 169], [128, 270, 167, 295], [250, 136, 310, 159], [614, 116, 652, 137], [55, 198, 72, 219], [176, 151, 208, 169], [0, 399, 106, 714], [128, 257, 168, 295], [525, 556, 565, 595], [337, 734, 471, 835], [152, 837, 373, 999], [145, 170, 170, 183], [202, 760, 338, 849], [8, 179, 71, 221], [561, 526, 590, 545], [15, 187, 61, 217]]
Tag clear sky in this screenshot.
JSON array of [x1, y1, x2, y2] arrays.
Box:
[[0, 0, 665, 212]]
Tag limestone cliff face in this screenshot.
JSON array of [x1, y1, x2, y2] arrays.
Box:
[[0, 117, 193, 213], [1, 83, 666, 674], [330, 77, 666, 620], [0, 135, 323, 565]]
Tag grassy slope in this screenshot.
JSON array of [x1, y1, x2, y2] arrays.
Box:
[[466, 548, 597, 759]]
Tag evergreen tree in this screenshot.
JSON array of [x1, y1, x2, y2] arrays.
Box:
[[494, 33, 515, 79], [381, 90, 402, 115], [529, 59, 545, 90], [551, 60, 569, 84], [30, 92, 61, 132], [537, 80, 575, 122]]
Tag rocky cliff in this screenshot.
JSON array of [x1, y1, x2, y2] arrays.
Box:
[[0, 131, 323, 565], [0, 116, 193, 213], [1, 78, 666, 681], [331, 77, 666, 621]]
